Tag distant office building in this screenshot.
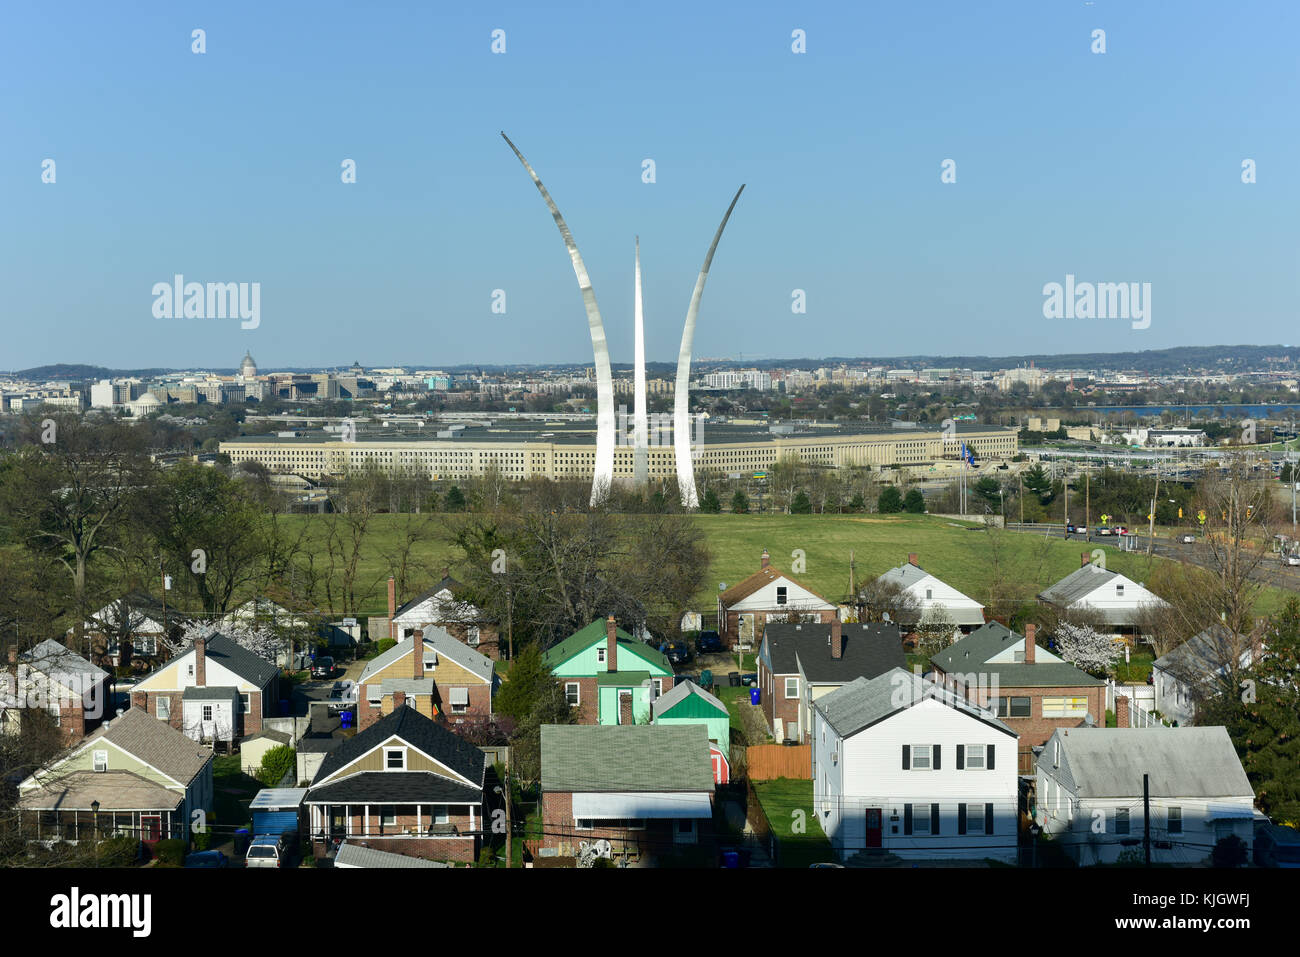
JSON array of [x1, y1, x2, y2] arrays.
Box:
[[240, 352, 258, 379]]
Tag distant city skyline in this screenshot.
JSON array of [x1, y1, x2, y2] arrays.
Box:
[[3, 2, 1297, 369]]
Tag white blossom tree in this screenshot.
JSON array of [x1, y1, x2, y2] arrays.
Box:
[[162, 620, 284, 666], [1052, 622, 1120, 676]]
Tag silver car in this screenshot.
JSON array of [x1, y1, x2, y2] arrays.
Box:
[[245, 835, 286, 868]]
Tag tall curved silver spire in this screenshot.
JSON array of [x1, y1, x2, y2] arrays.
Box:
[[633, 237, 649, 488], [501, 132, 615, 505], [673, 185, 745, 508]]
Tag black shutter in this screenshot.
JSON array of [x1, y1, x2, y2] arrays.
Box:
[[902, 745, 910, 770], [932, 745, 941, 770], [957, 803, 967, 834], [956, 745, 965, 770], [903, 804, 912, 835], [930, 804, 940, 835], [987, 744, 995, 770], [985, 803, 994, 835]]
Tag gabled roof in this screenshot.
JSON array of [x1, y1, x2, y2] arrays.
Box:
[[335, 842, 451, 868], [541, 724, 714, 793], [1153, 624, 1249, 675], [652, 679, 728, 720], [542, 620, 672, 673], [929, 622, 1102, 688], [313, 706, 486, 788], [75, 707, 213, 785], [875, 562, 930, 591], [719, 565, 831, 608], [1040, 727, 1252, 799], [89, 591, 192, 627], [393, 574, 488, 622], [1038, 564, 1120, 605], [358, 630, 494, 685], [19, 639, 108, 683], [815, 668, 1016, 740], [763, 622, 904, 683]]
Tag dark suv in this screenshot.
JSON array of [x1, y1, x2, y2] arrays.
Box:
[[660, 641, 692, 665], [695, 631, 723, 655], [311, 656, 336, 680]]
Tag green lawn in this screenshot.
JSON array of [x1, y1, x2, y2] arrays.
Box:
[[212, 754, 262, 834], [1112, 649, 1156, 684], [752, 778, 834, 867]]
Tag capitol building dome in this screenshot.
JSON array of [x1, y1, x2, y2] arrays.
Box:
[[240, 352, 258, 378]]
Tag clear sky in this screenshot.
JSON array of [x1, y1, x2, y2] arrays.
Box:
[[2, 1, 1296, 371]]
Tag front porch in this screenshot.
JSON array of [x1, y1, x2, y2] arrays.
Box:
[[305, 801, 479, 862]]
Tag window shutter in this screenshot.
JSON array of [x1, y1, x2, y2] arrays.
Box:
[[930, 804, 940, 835], [903, 804, 912, 835], [957, 803, 967, 834], [932, 745, 941, 770], [986, 744, 995, 770], [901, 745, 910, 770], [985, 803, 994, 835], [956, 745, 965, 770]]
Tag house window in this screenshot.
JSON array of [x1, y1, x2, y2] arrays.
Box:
[[911, 745, 932, 770], [1041, 696, 1089, 718], [240, 694, 250, 714], [1168, 807, 1182, 834], [367, 685, 382, 704], [597, 648, 606, 664], [925, 588, 933, 600], [913, 804, 932, 834], [136, 637, 156, 656], [964, 803, 986, 834], [157, 697, 171, 721], [202, 705, 213, 721], [93, 750, 108, 772], [565, 683, 580, 707], [424, 655, 437, 672], [965, 745, 985, 769], [1116, 808, 1130, 835], [433, 805, 450, 825], [449, 688, 469, 714], [995, 696, 1031, 718], [381, 806, 397, 826], [467, 626, 480, 646], [776, 586, 787, 606], [1116, 584, 1125, 597], [574, 818, 594, 831], [784, 677, 799, 699], [186, 663, 194, 678], [653, 678, 663, 696], [385, 748, 406, 771]]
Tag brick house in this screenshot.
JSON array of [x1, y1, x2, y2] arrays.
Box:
[[543, 617, 674, 726], [383, 571, 504, 660], [355, 627, 496, 732], [717, 549, 837, 650], [929, 622, 1106, 760], [129, 633, 280, 745], [81, 591, 192, 672], [304, 705, 487, 863], [2, 640, 111, 746], [757, 620, 904, 743], [539, 724, 715, 864]]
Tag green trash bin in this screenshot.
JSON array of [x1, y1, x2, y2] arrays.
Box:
[[700, 669, 713, 690]]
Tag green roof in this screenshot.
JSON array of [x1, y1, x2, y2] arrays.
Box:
[[596, 670, 651, 687], [542, 619, 672, 673], [541, 724, 714, 792]]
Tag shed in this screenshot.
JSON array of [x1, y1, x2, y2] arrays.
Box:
[[241, 729, 293, 777], [249, 788, 308, 837]]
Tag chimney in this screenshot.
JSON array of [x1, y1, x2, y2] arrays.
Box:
[[6, 646, 15, 667], [387, 577, 397, 639], [1081, 552, 1091, 568], [908, 553, 918, 566], [1024, 624, 1036, 665], [830, 618, 843, 660], [605, 616, 618, 672], [413, 630, 424, 678], [760, 549, 770, 570], [393, 690, 406, 710], [195, 637, 207, 687], [1115, 693, 1129, 728]]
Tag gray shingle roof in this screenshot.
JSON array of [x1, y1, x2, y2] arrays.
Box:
[[168, 634, 278, 688], [359, 630, 493, 685], [334, 842, 451, 868], [1153, 624, 1244, 674], [1039, 727, 1253, 798], [763, 622, 904, 682], [541, 724, 714, 793], [182, 685, 240, 701], [1038, 564, 1119, 605], [931, 622, 1103, 688], [20, 639, 108, 682], [306, 771, 484, 805], [313, 706, 486, 787], [80, 707, 213, 785], [815, 668, 1016, 740], [875, 562, 929, 590]]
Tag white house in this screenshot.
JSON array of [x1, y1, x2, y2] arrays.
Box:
[[1038, 561, 1169, 636], [1035, 727, 1256, 865], [1152, 625, 1259, 727], [718, 550, 838, 650], [871, 554, 986, 630], [811, 668, 1020, 864]]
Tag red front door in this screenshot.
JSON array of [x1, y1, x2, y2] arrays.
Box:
[[865, 808, 882, 848], [141, 815, 162, 843]]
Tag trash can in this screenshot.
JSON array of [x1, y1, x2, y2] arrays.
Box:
[[750, 687, 761, 705], [340, 710, 353, 730], [234, 829, 250, 855], [700, 669, 713, 690], [728, 672, 741, 687], [721, 850, 740, 868]]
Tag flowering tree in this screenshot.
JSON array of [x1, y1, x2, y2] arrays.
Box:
[[1053, 622, 1120, 676], [162, 620, 285, 665]]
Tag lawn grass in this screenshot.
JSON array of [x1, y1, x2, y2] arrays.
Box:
[[212, 754, 262, 833], [752, 777, 834, 867], [1112, 649, 1156, 684]]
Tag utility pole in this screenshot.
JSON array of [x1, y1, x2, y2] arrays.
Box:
[[504, 763, 513, 869], [1146, 469, 1161, 559], [1019, 473, 1024, 526], [1085, 471, 1090, 541], [1143, 773, 1151, 867], [1062, 467, 1069, 538]]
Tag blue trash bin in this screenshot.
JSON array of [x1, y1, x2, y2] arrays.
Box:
[[234, 828, 250, 855], [340, 710, 353, 730], [750, 687, 761, 705]]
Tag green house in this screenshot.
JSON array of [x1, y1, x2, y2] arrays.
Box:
[[651, 679, 730, 747], [543, 617, 675, 726]]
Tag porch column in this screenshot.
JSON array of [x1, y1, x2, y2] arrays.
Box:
[[469, 804, 475, 837], [364, 804, 369, 836], [416, 804, 421, 834]]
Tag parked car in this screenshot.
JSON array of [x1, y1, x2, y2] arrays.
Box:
[[184, 850, 229, 868], [1097, 526, 1113, 536], [245, 834, 287, 869], [1283, 554, 1300, 567], [311, 656, 336, 680], [695, 631, 723, 654], [660, 641, 692, 665], [1066, 523, 1077, 533], [1255, 822, 1300, 868], [328, 680, 357, 709], [1179, 534, 1196, 544]]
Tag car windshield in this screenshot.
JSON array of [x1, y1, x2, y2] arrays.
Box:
[[248, 848, 276, 858]]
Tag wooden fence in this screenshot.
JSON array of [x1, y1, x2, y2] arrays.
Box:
[[746, 744, 811, 781]]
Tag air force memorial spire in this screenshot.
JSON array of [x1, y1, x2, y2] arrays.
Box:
[[501, 132, 742, 507]]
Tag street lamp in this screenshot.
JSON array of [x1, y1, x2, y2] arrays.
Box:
[[90, 800, 100, 864]]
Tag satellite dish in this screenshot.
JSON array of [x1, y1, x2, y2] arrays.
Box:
[[719, 583, 727, 591], [595, 839, 612, 857]]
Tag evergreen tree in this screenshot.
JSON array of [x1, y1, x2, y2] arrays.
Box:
[[495, 643, 549, 721], [877, 485, 904, 513], [903, 488, 926, 513], [699, 488, 722, 513], [790, 491, 812, 514], [731, 489, 750, 514], [444, 485, 466, 511]]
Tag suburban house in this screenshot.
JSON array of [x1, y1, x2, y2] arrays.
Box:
[[810, 668, 1020, 864], [355, 627, 496, 731], [543, 617, 675, 726], [930, 622, 1106, 754], [82, 591, 191, 670], [220, 598, 309, 668], [539, 724, 716, 864], [1153, 624, 1260, 727], [1035, 726, 1257, 865], [717, 549, 838, 650], [757, 619, 904, 744], [16, 707, 213, 845], [3, 640, 111, 745], [129, 633, 280, 745], [1038, 557, 1170, 640], [387, 571, 504, 659], [241, 729, 294, 778], [304, 705, 487, 863], [872, 554, 986, 638], [651, 679, 732, 784]]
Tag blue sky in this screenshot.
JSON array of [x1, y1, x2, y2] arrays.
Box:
[[2, 1, 1296, 371]]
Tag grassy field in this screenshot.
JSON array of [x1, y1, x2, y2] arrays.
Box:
[[276, 512, 1292, 620], [752, 778, 834, 867]]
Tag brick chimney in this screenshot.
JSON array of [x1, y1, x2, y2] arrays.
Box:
[[195, 637, 207, 687], [393, 690, 406, 710], [908, 553, 918, 566], [830, 618, 843, 660], [1115, 693, 1129, 728], [387, 577, 397, 639], [1081, 552, 1091, 568], [605, 616, 618, 672], [6, 646, 16, 667], [1023, 624, 1036, 665], [413, 630, 424, 678], [760, 548, 770, 570]]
